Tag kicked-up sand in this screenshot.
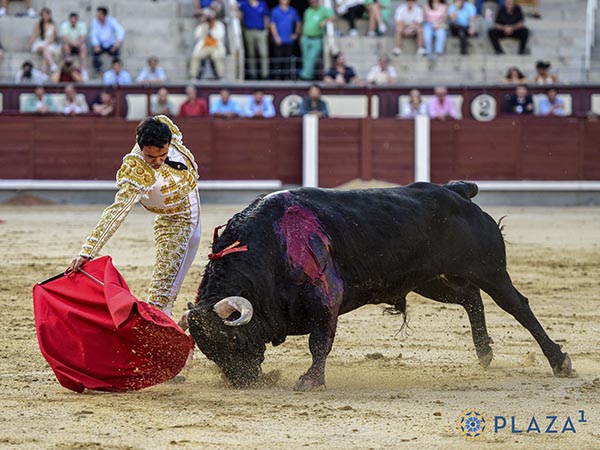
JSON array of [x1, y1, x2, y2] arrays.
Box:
[[0, 200, 599, 449]]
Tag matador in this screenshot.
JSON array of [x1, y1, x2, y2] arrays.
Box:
[[68, 115, 201, 316]]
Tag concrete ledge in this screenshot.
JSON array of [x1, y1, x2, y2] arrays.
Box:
[[474, 180, 600, 191], [471, 181, 600, 206], [0, 179, 283, 191]]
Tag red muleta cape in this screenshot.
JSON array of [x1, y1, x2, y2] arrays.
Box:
[[32, 256, 194, 393]]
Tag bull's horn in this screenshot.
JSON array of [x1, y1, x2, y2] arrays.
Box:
[[213, 296, 253, 326]]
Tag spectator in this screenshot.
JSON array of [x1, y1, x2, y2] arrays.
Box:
[[448, 0, 476, 55], [59, 84, 89, 115], [270, 0, 301, 80], [336, 0, 366, 37], [502, 66, 528, 84], [90, 6, 125, 75], [299, 0, 334, 81], [400, 88, 428, 118], [178, 85, 209, 117], [195, 0, 224, 19], [537, 87, 565, 117], [324, 52, 358, 85], [15, 60, 48, 84], [366, 55, 397, 85], [102, 58, 132, 85], [428, 86, 459, 120], [393, 0, 425, 56], [0, 0, 35, 17], [22, 85, 56, 114], [29, 7, 59, 74], [505, 84, 534, 114], [239, 0, 270, 80], [189, 11, 226, 80], [531, 0, 541, 19], [0, 42, 4, 66], [488, 0, 529, 55], [364, 0, 389, 36], [243, 89, 276, 118], [92, 90, 115, 116], [422, 0, 447, 57], [50, 57, 83, 83], [151, 87, 175, 116], [210, 89, 241, 118], [299, 83, 329, 117], [534, 60, 558, 85], [476, 0, 541, 19], [60, 12, 88, 80], [136, 56, 167, 84]]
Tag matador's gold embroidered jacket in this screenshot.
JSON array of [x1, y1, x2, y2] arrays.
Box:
[[78, 116, 200, 308]]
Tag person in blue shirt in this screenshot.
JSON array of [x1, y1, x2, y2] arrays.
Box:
[[270, 0, 301, 80], [195, 0, 223, 17], [243, 90, 276, 118], [537, 88, 566, 117], [90, 6, 125, 74], [298, 84, 329, 117], [238, 0, 270, 80], [448, 0, 477, 55], [102, 58, 132, 85], [210, 89, 241, 118]]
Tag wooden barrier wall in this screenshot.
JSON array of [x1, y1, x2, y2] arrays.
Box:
[[0, 116, 599, 187]]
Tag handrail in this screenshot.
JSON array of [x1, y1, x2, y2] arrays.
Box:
[[223, 0, 245, 80], [322, 0, 338, 70], [584, 0, 598, 76]]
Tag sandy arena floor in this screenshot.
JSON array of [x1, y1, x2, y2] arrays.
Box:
[[0, 201, 599, 449]]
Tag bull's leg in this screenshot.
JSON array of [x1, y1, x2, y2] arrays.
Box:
[[294, 312, 338, 392], [475, 271, 572, 377], [415, 279, 494, 368]]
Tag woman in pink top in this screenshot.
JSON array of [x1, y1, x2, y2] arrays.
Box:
[[422, 0, 447, 56]]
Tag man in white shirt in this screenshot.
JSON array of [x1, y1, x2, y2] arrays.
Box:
[[60, 84, 89, 116], [90, 6, 125, 75], [366, 55, 397, 85], [393, 0, 425, 56]]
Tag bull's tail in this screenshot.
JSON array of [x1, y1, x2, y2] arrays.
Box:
[[443, 181, 479, 200], [382, 297, 410, 335]]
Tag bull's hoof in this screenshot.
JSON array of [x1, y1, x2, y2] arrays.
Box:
[[293, 374, 325, 392], [552, 354, 573, 378], [478, 349, 494, 369]]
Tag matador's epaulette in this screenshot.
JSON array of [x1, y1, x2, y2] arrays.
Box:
[[117, 155, 156, 191]]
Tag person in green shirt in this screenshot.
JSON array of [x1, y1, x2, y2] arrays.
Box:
[[22, 86, 56, 114], [59, 12, 88, 79], [300, 0, 334, 81]]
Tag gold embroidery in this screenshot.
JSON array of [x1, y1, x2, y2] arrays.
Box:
[[80, 183, 142, 258], [154, 115, 183, 142], [147, 194, 193, 309], [117, 155, 156, 191]]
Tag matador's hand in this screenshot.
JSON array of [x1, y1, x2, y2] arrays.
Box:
[[67, 256, 91, 273]]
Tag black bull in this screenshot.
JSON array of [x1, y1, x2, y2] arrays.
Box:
[[188, 182, 572, 390]]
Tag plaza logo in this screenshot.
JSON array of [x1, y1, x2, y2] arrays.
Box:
[[457, 408, 489, 441], [457, 409, 587, 441]]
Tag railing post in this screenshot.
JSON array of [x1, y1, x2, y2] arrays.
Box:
[[414, 115, 430, 182], [302, 114, 319, 187]]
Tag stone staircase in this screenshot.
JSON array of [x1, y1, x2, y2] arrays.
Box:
[[0, 0, 238, 83], [0, 0, 594, 85], [332, 0, 589, 85]]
